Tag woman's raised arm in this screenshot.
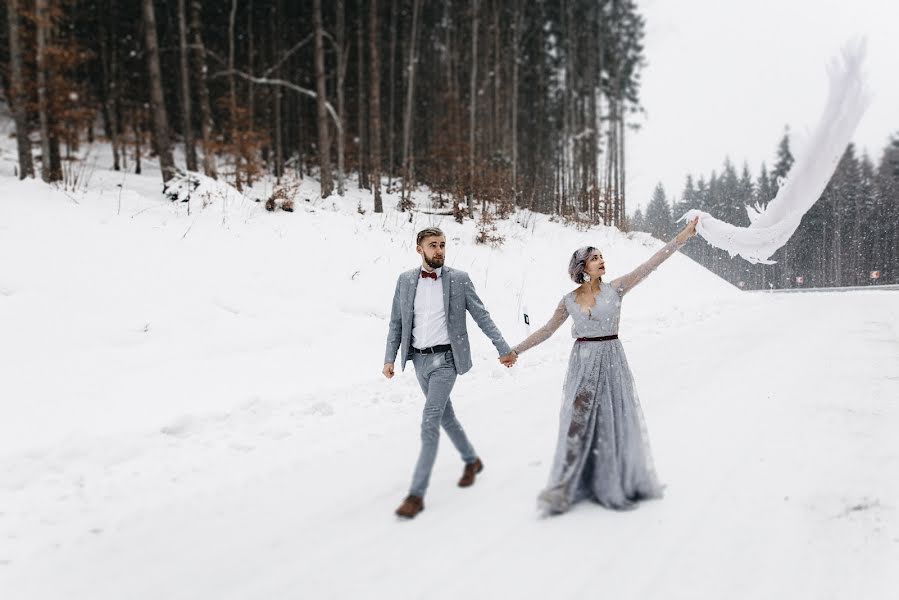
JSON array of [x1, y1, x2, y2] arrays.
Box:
[[612, 217, 698, 296], [512, 298, 570, 355]]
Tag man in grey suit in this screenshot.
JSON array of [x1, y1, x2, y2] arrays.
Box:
[[384, 227, 518, 519]]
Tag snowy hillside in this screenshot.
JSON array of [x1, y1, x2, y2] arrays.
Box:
[[1, 149, 897, 599], [0, 147, 738, 456]]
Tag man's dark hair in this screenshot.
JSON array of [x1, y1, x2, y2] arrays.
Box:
[[416, 227, 445, 246]]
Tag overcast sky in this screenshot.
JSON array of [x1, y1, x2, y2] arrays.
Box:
[[627, 0, 898, 216]]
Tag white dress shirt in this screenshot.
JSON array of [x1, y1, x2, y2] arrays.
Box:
[[412, 267, 451, 349]]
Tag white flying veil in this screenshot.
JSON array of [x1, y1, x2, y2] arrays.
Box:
[[679, 40, 871, 264]]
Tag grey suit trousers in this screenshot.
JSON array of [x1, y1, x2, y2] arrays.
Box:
[[408, 350, 477, 496]]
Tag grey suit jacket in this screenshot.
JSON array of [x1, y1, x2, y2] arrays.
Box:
[[384, 265, 511, 375]]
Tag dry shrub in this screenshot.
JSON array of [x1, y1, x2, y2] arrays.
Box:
[[265, 182, 299, 212], [475, 208, 505, 247]]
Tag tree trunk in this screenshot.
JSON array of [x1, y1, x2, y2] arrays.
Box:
[[228, 0, 240, 188], [369, 0, 383, 212], [356, 0, 368, 189], [141, 0, 176, 182], [510, 0, 520, 202], [246, 0, 255, 186], [99, 0, 121, 171], [133, 108, 142, 175], [313, 0, 333, 197], [177, 0, 197, 172], [492, 0, 500, 153], [401, 0, 422, 207], [468, 0, 478, 202], [443, 1, 460, 200], [271, 2, 283, 181], [190, 0, 216, 178], [35, 0, 60, 182], [6, 0, 34, 179], [336, 0, 347, 195], [386, 0, 398, 187]]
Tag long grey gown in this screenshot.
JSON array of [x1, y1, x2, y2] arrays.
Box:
[[513, 237, 687, 514]]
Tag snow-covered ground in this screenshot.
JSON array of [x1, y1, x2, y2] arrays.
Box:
[[0, 147, 897, 599]]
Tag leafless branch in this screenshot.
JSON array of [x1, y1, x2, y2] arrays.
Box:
[[209, 69, 342, 134], [263, 33, 315, 77]]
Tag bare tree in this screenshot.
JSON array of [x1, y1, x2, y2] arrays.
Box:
[[177, 0, 197, 172], [491, 0, 501, 152], [247, 0, 255, 160], [468, 0, 478, 202], [190, 0, 217, 178], [228, 0, 240, 187], [336, 0, 347, 195], [386, 0, 398, 186], [401, 0, 422, 206], [6, 0, 34, 179], [313, 0, 333, 197], [271, 1, 283, 181], [369, 0, 383, 212], [98, 0, 122, 171], [35, 0, 60, 182], [355, 0, 368, 189], [510, 0, 520, 202], [141, 0, 176, 182], [133, 107, 143, 175]]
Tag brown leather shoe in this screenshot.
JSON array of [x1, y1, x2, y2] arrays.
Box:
[[458, 458, 484, 487], [395, 495, 424, 519]]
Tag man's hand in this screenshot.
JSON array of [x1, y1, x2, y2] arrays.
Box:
[[383, 363, 395, 379], [499, 351, 518, 368]]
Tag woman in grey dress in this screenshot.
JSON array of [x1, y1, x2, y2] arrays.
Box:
[[511, 218, 699, 515]]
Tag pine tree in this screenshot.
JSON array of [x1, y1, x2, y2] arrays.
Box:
[[673, 174, 695, 220], [756, 163, 773, 205], [772, 128, 795, 193], [830, 145, 861, 286], [736, 163, 754, 224], [876, 135, 899, 282], [644, 183, 673, 241], [630, 206, 645, 232], [770, 130, 796, 286], [753, 163, 775, 288], [859, 153, 880, 284]]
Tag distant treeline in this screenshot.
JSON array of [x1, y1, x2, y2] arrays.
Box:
[[632, 131, 899, 288]]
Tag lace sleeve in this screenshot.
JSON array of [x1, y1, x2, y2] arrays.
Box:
[[612, 237, 687, 296], [512, 298, 570, 354]]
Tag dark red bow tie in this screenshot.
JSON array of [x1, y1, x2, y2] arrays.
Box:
[[421, 270, 438, 280]]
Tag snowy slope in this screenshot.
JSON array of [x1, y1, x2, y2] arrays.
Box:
[[1, 148, 897, 599], [0, 150, 737, 456]]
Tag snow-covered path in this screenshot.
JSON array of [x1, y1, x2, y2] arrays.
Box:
[[3, 289, 896, 599]]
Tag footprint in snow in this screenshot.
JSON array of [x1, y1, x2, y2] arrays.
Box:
[[303, 402, 334, 416]]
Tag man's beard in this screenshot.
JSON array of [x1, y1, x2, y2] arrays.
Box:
[[424, 255, 444, 269]]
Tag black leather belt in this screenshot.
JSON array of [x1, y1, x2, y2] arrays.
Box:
[[576, 335, 619, 342], [412, 344, 452, 354]]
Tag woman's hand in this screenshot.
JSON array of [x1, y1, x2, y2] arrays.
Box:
[[676, 217, 699, 245]]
